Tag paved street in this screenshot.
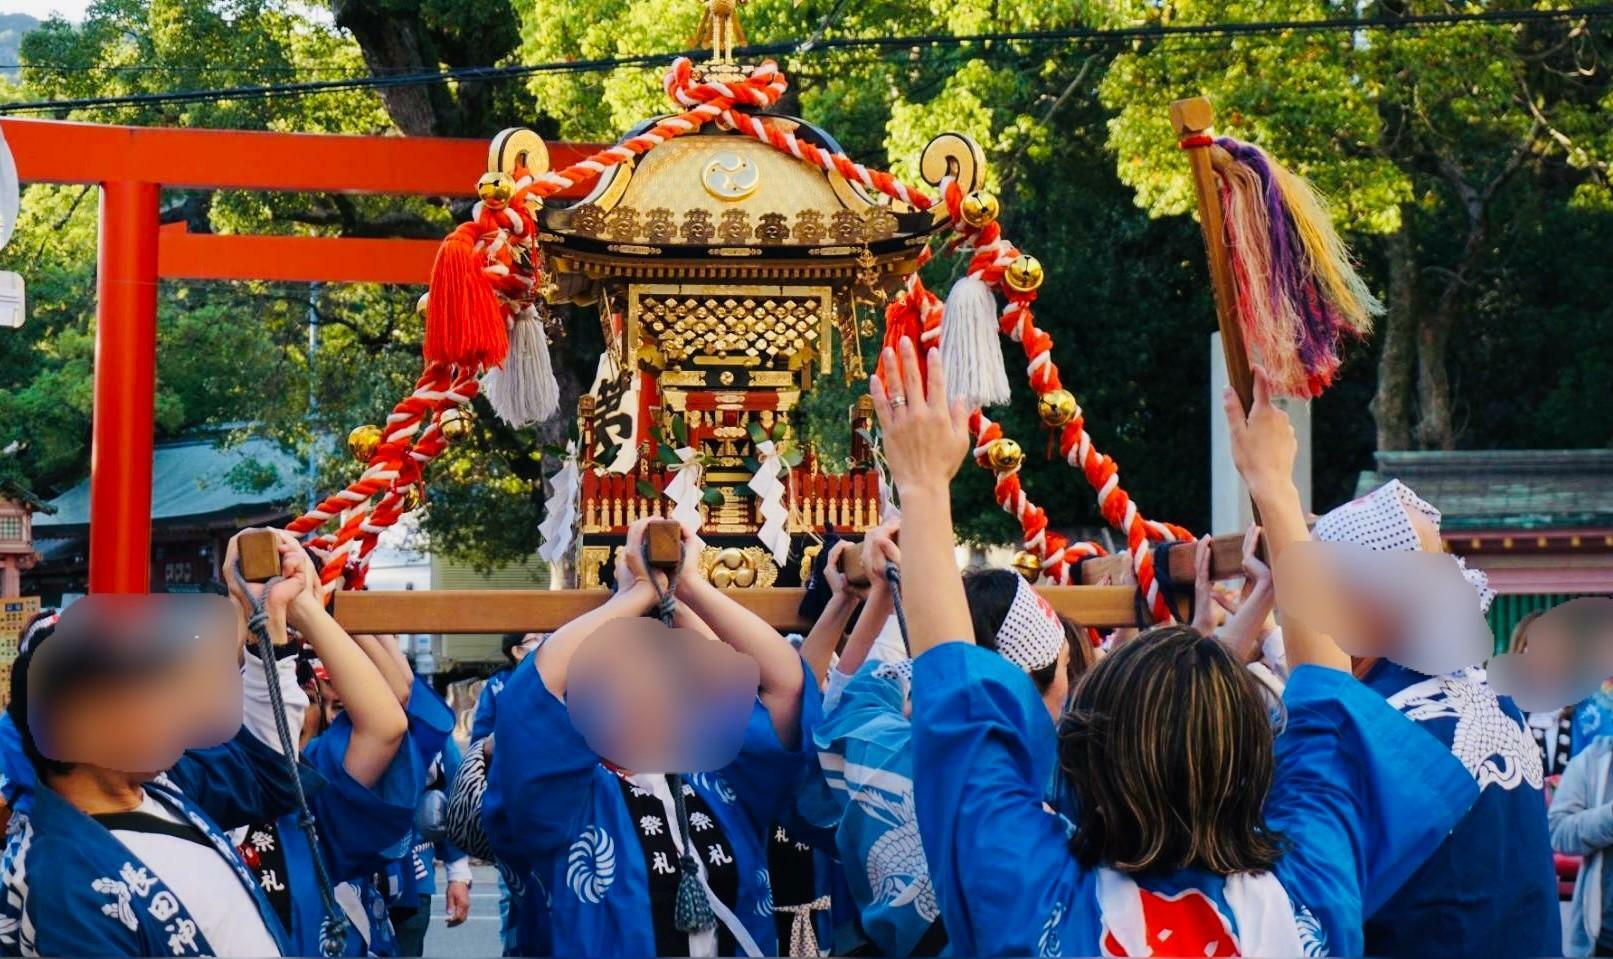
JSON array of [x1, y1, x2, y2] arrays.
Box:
[[421, 863, 504, 958]]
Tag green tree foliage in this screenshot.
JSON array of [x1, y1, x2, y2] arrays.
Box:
[[1094, 0, 1613, 455]]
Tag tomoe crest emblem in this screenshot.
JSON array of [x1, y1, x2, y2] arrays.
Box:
[[566, 826, 617, 905]]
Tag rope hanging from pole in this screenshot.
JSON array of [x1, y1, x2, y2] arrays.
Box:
[[227, 561, 350, 958]]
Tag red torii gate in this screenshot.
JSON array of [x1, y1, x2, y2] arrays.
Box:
[[0, 117, 592, 593]]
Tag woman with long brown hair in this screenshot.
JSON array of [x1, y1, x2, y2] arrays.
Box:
[[870, 338, 1486, 957]]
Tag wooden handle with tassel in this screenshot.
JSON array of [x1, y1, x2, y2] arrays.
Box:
[[1170, 97, 1256, 415], [1172, 96, 1264, 532]]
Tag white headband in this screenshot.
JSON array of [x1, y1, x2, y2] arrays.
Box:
[[996, 575, 1065, 673], [1314, 480, 1495, 614]]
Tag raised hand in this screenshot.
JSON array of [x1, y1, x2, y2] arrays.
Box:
[[870, 338, 971, 498], [1222, 368, 1347, 672], [674, 521, 709, 591], [1188, 535, 1222, 636], [862, 521, 901, 583], [1238, 524, 1272, 597], [867, 338, 972, 659], [224, 527, 323, 646], [1222, 366, 1297, 500], [824, 540, 867, 601], [619, 517, 675, 595]]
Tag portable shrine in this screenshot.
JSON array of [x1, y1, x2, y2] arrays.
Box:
[[298, 0, 1380, 632]]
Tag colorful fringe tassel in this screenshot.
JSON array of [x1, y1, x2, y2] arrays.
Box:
[[1216, 138, 1382, 398]]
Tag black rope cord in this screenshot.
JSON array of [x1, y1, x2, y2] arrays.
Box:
[[639, 536, 717, 937], [228, 562, 350, 958], [884, 564, 912, 657]]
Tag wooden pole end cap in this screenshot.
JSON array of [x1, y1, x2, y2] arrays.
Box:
[[644, 519, 684, 570], [837, 547, 871, 588], [1169, 96, 1215, 136], [238, 529, 283, 583]]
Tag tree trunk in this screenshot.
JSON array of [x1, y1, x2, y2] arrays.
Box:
[[1372, 215, 1417, 451], [1415, 200, 1491, 451], [1414, 302, 1457, 450], [329, 0, 459, 136]]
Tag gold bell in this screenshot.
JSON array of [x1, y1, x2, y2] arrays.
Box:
[[960, 190, 1000, 228], [1004, 255, 1045, 293], [986, 438, 1024, 473], [400, 485, 426, 513], [347, 424, 383, 463], [439, 407, 474, 442], [476, 172, 515, 209], [1037, 389, 1077, 428], [1011, 550, 1042, 582]]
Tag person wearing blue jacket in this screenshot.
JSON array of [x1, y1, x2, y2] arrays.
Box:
[[445, 734, 552, 957], [484, 517, 822, 957], [232, 629, 424, 957], [473, 631, 539, 951], [0, 528, 410, 957], [473, 633, 541, 741], [384, 738, 473, 956], [865, 341, 1490, 958]]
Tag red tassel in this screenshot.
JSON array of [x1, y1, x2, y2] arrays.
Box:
[[425, 223, 508, 369]]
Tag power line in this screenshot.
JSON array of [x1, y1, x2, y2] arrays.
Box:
[[3, 4, 1608, 116]]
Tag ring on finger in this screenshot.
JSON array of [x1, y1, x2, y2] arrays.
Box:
[[890, 394, 908, 408]]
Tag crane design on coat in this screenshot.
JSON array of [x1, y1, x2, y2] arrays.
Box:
[[853, 787, 939, 924]]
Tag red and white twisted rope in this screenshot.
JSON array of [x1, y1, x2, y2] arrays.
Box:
[[968, 410, 1109, 586], [289, 364, 477, 593]]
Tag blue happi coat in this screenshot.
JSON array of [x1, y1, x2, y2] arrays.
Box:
[[484, 655, 822, 957], [809, 660, 942, 957], [257, 712, 424, 957], [910, 644, 1483, 958], [1361, 660, 1561, 958], [383, 735, 468, 907], [0, 714, 33, 814], [0, 726, 301, 957], [473, 666, 514, 741], [339, 675, 456, 956]]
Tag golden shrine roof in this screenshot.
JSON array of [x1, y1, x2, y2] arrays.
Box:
[[539, 120, 940, 262]]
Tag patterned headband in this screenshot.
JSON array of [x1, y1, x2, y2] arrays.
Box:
[[1314, 480, 1495, 614], [996, 574, 1064, 673]]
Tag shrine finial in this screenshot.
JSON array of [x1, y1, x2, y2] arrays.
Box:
[[693, 0, 748, 65]]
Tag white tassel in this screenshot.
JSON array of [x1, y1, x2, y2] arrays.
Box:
[[940, 274, 1010, 407], [483, 306, 560, 427]]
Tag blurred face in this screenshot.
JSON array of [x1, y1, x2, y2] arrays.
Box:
[[32, 596, 241, 775], [566, 618, 760, 774]]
